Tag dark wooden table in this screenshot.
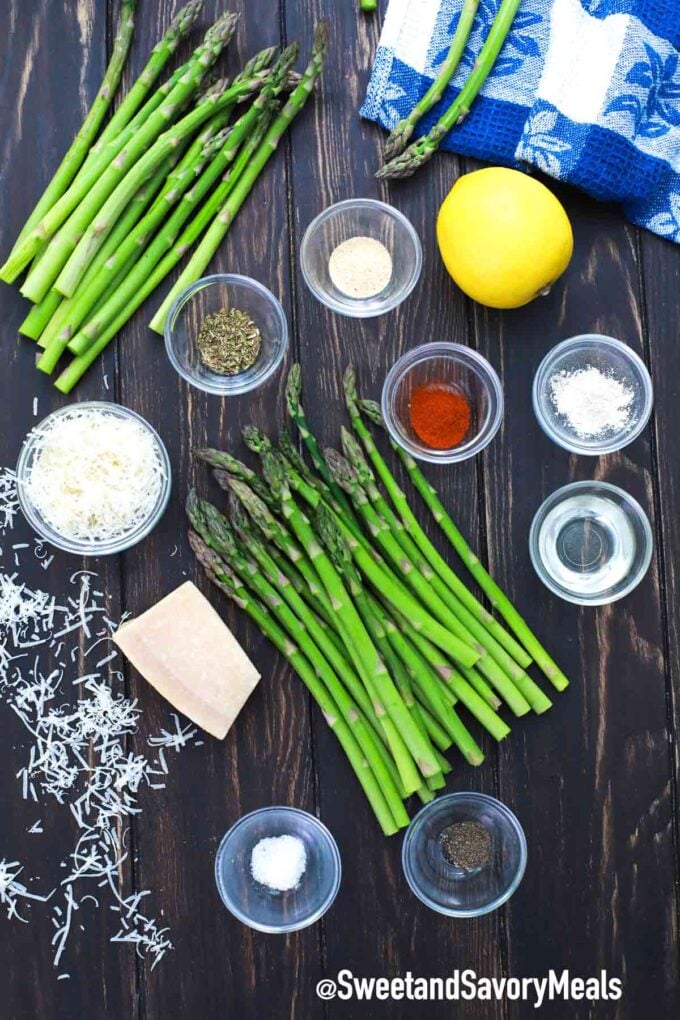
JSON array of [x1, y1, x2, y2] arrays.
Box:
[[1, 2, 679, 1018]]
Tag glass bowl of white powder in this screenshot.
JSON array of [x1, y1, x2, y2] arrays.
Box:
[[300, 199, 422, 317], [532, 334, 653, 455], [215, 806, 341, 933]]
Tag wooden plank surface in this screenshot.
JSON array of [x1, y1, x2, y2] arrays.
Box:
[[0, 2, 678, 1018], [0, 3, 133, 1019]]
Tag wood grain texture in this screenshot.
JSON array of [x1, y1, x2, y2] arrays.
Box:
[[0, 1, 678, 1018], [284, 5, 506, 1018], [0, 3, 133, 1019], [115, 4, 320, 1018], [473, 190, 679, 1018]]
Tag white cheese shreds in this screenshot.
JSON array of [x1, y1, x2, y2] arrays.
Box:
[[250, 835, 307, 892], [0, 859, 52, 922], [0, 511, 201, 977], [24, 408, 166, 543], [0, 468, 19, 535]]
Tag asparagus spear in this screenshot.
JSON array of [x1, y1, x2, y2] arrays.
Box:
[[233, 471, 443, 781], [376, 604, 461, 733], [339, 425, 553, 715], [6, 0, 137, 257], [18, 290, 62, 341], [200, 495, 376, 725], [149, 22, 329, 334], [316, 502, 485, 767], [188, 494, 410, 830], [53, 61, 281, 367], [376, 0, 522, 179], [314, 502, 449, 796], [344, 367, 532, 668], [285, 364, 358, 525], [203, 494, 415, 807], [4, 12, 240, 293], [86, 2, 204, 167], [16, 61, 198, 331], [196, 447, 278, 508], [226, 488, 339, 633], [279, 427, 330, 495], [382, 0, 479, 161], [58, 83, 266, 305], [57, 44, 286, 313], [257, 448, 482, 669], [55, 94, 277, 391], [189, 531, 403, 836], [22, 147, 183, 344], [227, 479, 343, 624], [358, 397, 570, 691], [64, 95, 277, 364], [324, 446, 531, 717], [402, 625, 510, 740], [36, 123, 230, 371], [91, 51, 197, 162]]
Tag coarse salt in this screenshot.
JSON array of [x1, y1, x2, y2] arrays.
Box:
[[549, 365, 635, 438], [250, 834, 306, 892]]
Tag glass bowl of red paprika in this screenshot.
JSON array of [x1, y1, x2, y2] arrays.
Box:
[[381, 343, 504, 464]]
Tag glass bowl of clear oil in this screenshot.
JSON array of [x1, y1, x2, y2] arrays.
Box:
[[529, 481, 653, 605]]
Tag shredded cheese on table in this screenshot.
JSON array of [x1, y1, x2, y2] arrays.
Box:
[[0, 467, 199, 976], [24, 408, 165, 543]]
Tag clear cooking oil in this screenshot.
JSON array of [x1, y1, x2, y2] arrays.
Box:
[[537, 492, 637, 597]]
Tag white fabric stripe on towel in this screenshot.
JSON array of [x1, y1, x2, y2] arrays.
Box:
[[537, 0, 629, 124], [388, 0, 441, 76]]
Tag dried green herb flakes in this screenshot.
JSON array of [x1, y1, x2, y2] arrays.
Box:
[[196, 307, 262, 375]]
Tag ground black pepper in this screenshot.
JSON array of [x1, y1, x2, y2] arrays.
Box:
[[440, 820, 491, 870]]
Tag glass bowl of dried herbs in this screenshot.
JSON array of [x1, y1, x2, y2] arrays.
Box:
[[402, 792, 527, 917], [164, 274, 288, 395]]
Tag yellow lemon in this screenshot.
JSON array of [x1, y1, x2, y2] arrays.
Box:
[[436, 167, 574, 309]]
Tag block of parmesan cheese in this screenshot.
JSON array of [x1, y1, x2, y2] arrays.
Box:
[[113, 581, 260, 739]]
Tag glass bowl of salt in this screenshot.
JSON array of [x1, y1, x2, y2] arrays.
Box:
[[532, 334, 653, 455], [215, 806, 341, 933], [300, 198, 422, 317]]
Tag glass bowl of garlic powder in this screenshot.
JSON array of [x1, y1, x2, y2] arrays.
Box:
[[300, 198, 422, 317], [532, 334, 653, 455]]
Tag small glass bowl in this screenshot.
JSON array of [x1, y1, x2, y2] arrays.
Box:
[[529, 480, 653, 606], [381, 342, 504, 464], [300, 198, 422, 317], [215, 806, 341, 933], [16, 401, 171, 556], [164, 274, 288, 395], [532, 334, 653, 455], [402, 793, 527, 917]]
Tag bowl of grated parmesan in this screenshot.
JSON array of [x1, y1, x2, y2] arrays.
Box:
[[16, 402, 171, 555]]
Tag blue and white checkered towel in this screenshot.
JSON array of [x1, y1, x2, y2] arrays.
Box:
[[361, 0, 680, 242]]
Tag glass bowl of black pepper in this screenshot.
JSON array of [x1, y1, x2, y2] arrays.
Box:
[[402, 792, 527, 917], [164, 274, 288, 396]]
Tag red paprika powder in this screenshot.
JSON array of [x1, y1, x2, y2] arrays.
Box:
[[409, 384, 471, 449]]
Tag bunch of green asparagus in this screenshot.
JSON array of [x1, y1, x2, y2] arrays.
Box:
[[0, 2, 327, 392], [376, 0, 521, 179], [188, 365, 568, 836]]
